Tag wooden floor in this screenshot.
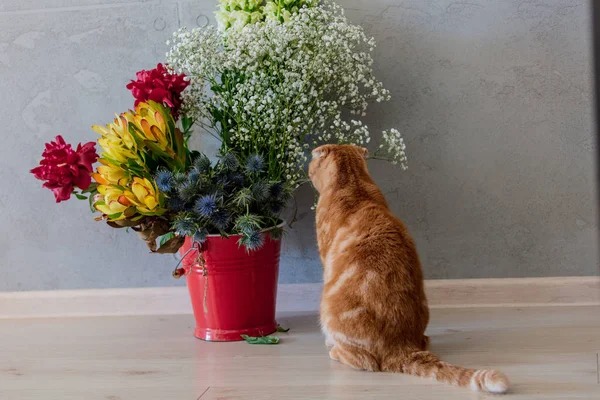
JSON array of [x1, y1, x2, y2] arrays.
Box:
[[0, 306, 599, 399]]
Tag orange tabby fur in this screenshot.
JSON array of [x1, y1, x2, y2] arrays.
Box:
[[308, 144, 509, 394]]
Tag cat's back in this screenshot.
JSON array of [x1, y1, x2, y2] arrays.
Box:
[[318, 196, 422, 295], [320, 197, 428, 346], [319, 187, 414, 250], [345, 200, 417, 263]]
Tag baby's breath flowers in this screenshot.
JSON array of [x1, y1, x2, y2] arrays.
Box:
[[167, 0, 407, 189], [377, 129, 408, 170]]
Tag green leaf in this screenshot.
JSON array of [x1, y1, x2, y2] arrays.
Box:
[[158, 232, 175, 247], [74, 193, 87, 200], [155, 101, 176, 141], [99, 155, 122, 167], [143, 140, 182, 171], [276, 325, 290, 333], [181, 117, 194, 134], [107, 212, 123, 220], [80, 183, 98, 194], [241, 335, 280, 345], [173, 128, 187, 168], [127, 122, 147, 147], [211, 107, 223, 122], [125, 159, 147, 175], [89, 193, 97, 213], [154, 235, 185, 254]]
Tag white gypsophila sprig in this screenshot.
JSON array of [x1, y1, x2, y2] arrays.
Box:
[[377, 128, 408, 170], [167, 26, 223, 122], [167, 0, 403, 187]]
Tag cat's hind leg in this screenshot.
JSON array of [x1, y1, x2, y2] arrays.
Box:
[[329, 344, 380, 372]]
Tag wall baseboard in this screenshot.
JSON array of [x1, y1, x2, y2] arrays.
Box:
[[0, 276, 598, 319]]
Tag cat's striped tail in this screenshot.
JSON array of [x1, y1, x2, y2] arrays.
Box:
[[384, 351, 509, 393]]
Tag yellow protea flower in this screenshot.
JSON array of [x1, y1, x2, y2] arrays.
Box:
[[95, 178, 165, 221], [92, 159, 130, 186], [94, 185, 135, 220], [128, 102, 171, 152], [92, 115, 139, 164], [92, 100, 187, 176], [125, 177, 166, 216]]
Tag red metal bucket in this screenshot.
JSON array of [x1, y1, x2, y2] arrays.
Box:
[[179, 229, 282, 341]]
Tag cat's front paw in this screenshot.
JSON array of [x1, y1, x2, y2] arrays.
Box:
[[325, 338, 335, 347], [328, 346, 340, 361]]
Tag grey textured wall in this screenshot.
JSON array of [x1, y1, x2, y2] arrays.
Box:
[[1, 0, 597, 291]]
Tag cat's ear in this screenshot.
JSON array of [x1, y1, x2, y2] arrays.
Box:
[[312, 146, 330, 159], [358, 147, 369, 159]]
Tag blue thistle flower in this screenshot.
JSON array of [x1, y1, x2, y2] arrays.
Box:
[[233, 188, 253, 208], [177, 180, 198, 202], [187, 170, 200, 185], [239, 230, 265, 252], [235, 214, 262, 235], [220, 153, 239, 170], [173, 217, 196, 237], [215, 172, 229, 187], [246, 154, 264, 174], [193, 154, 212, 174], [172, 172, 187, 187], [167, 195, 186, 212], [211, 210, 231, 230], [195, 194, 217, 217], [252, 180, 270, 203], [269, 182, 284, 200], [155, 169, 174, 193], [269, 199, 286, 215], [193, 228, 209, 244], [229, 173, 244, 188]]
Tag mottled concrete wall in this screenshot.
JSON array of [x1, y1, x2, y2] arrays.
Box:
[[1, 0, 597, 291]]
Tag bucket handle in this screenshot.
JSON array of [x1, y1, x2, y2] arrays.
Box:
[[172, 241, 204, 279], [171, 241, 209, 315]]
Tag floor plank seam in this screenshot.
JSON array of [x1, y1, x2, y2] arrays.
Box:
[[198, 387, 210, 399]]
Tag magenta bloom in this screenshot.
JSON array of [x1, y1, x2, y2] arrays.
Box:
[[126, 63, 189, 117], [31, 135, 98, 203]]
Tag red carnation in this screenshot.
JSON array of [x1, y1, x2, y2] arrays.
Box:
[[31, 135, 98, 203], [126, 63, 190, 118]]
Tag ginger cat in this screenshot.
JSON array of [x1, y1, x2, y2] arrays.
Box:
[[308, 144, 509, 393]]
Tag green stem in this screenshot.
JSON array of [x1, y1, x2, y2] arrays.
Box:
[[368, 156, 392, 162]]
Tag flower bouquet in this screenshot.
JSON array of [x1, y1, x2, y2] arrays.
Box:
[[31, 0, 407, 341]]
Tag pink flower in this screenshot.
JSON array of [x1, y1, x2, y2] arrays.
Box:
[[126, 63, 190, 117], [31, 135, 98, 203]]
